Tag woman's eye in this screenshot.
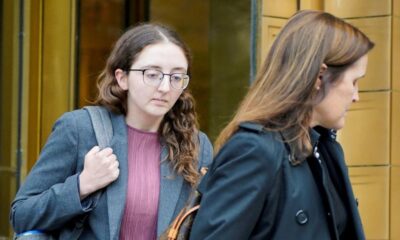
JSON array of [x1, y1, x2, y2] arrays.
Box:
[[171, 75, 183, 82], [146, 73, 160, 80]]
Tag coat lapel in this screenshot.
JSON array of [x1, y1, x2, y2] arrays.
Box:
[[157, 146, 184, 236], [315, 127, 365, 239], [106, 112, 128, 240], [331, 141, 365, 239]]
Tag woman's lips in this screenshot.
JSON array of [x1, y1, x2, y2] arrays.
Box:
[[151, 98, 168, 105]]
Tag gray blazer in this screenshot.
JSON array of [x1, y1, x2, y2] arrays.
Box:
[[10, 108, 213, 239]]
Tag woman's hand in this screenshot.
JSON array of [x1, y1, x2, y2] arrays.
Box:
[[78, 146, 120, 199]]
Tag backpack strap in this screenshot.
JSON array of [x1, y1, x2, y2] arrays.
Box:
[[70, 106, 114, 239], [83, 106, 113, 148], [82, 106, 113, 206]]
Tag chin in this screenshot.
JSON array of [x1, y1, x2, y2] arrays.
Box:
[[319, 119, 345, 131], [332, 122, 345, 130], [147, 105, 170, 114], [149, 112, 168, 118]]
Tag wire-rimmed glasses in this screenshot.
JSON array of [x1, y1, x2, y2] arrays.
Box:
[[128, 69, 190, 90]]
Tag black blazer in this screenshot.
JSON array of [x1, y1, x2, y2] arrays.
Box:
[[190, 122, 365, 240]]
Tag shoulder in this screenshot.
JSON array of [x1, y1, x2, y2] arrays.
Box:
[[52, 106, 119, 141], [213, 122, 286, 177], [56, 106, 118, 129], [47, 109, 87, 137], [198, 122, 286, 198], [43, 109, 94, 149], [55, 108, 90, 126], [227, 122, 284, 158], [197, 131, 213, 168], [198, 131, 212, 150]]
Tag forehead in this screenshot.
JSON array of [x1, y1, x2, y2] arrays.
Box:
[[345, 54, 368, 77], [132, 42, 188, 69]]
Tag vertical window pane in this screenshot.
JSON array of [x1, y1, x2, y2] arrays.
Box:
[[77, 0, 147, 107], [0, 0, 18, 238], [77, 0, 125, 107], [150, 0, 251, 139]]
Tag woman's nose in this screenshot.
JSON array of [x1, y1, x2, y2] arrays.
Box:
[[352, 90, 360, 102], [157, 76, 171, 92]]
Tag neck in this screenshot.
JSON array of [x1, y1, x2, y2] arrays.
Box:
[[125, 112, 163, 133], [309, 120, 318, 128], [309, 111, 318, 128]]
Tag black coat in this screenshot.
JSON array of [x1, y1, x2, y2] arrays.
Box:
[[190, 122, 365, 240]]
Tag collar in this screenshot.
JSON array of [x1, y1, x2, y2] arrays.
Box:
[[239, 121, 264, 133], [309, 127, 321, 150], [313, 126, 337, 141]]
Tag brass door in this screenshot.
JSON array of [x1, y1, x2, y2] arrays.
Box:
[[0, 1, 19, 238]]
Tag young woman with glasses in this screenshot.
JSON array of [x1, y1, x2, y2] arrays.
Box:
[[10, 23, 213, 240]]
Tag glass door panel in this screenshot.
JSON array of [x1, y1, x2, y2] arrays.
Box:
[[77, 0, 148, 107], [0, 0, 19, 238]]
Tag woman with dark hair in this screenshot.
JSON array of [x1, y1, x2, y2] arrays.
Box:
[[190, 10, 374, 240], [10, 23, 212, 239]]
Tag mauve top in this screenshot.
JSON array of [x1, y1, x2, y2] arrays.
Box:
[[119, 125, 161, 240]]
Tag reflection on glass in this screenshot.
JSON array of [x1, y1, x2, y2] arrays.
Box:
[[150, 0, 251, 140], [0, 0, 17, 238], [150, 0, 211, 135], [208, 0, 251, 139], [77, 0, 125, 107], [77, 0, 148, 107]]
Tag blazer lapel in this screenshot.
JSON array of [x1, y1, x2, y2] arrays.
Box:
[[106, 112, 128, 240], [157, 146, 184, 236]]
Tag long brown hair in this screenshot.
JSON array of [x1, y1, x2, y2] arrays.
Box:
[[96, 23, 200, 185], [215, 10, 374, 163]]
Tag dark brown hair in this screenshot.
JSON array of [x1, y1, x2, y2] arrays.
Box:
[[96, 23, 200, 185], [215, 10, 374, 163]]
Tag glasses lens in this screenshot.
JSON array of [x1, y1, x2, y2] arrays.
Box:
[[170, 74, 189, 89], [143, 69, 162, 86]]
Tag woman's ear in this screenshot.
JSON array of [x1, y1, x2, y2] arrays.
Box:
[[315, 79, 321, 90], [315, 63, 328, 90], [115, 69, 128, 90], [318, 63, 328, 79]]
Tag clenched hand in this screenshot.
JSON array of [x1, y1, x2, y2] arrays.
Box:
[[79, 146, 120, 199]]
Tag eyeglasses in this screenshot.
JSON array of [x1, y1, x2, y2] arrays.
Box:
[[128, 69, 190, 90]]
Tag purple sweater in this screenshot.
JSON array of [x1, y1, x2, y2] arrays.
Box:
[[119, 126, 161, 240]]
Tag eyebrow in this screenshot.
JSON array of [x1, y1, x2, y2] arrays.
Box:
[[140, 65, 187, 72]]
